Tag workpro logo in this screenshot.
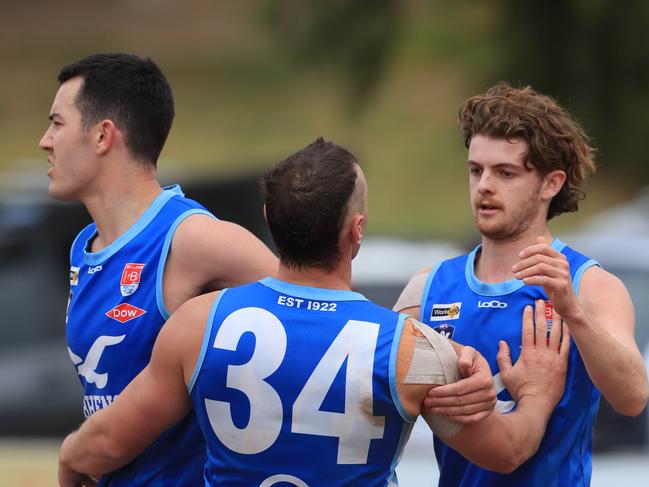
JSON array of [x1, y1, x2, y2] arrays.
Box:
[[477, 300, 508, 309], [106, 303, 147, 323], [429, 303, 462, 321]]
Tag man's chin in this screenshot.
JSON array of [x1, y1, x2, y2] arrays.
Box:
[[48, 183, 75, 202]]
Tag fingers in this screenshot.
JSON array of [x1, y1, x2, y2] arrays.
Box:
[[547, 304, 562, 351], [496, 340, 512, 378], [513, 258, 565, 281], [424, 386, 496, 409], [521, 304, 535, 348], [559, 320, 571, 359], [516, 235, 558, 261], [430, 406, 494, 424], [456, 347, 476, 379], [533, 300, 546, 347], [427, 372, 492, 398]]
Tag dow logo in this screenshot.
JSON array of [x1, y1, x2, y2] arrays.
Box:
[[477, 300, 508, 309], [106, 303, 147, 323]]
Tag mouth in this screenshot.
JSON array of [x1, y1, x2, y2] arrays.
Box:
[[477, 202, 501, 216]]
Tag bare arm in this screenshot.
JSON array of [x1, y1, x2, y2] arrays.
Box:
[[398, 302, 569, 473], [396, 268, 496, 423], [58, 293, 215, 486], [163, 214, 278, 313], [514, 237, 649, 416]]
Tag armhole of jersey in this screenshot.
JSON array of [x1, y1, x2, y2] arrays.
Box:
[[389, 313, 416, 424], [187, 289, 228, 394], [156, 209, 217, 319], [419, 261, 442, 322], [572, 259, 600, 295]]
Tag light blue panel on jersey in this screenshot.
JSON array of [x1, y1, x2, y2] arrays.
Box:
[[191, 277, 413, 487], [420, 239, 600, 487], [66, 185, 212, 487]]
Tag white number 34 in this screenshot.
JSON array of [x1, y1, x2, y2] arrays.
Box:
[[204, 307, 386, 464]]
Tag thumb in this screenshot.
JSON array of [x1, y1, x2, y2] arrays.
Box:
[[456, 346, 475, 379], [496, 340, 512, 379]]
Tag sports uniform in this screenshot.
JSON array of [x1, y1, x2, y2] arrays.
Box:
[[418, 239, 599, 487], [189, 277, 455, 487], [66, 185, 212, 486]]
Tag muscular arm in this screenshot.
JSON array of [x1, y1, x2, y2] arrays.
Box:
[[514, 237, 649, 416], [163, 214, 278, 313], [58, 294, 215, 486], [397, 302, 569, 473]]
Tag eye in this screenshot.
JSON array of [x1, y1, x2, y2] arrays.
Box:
[[469, 166, 482, 176], [501, 169, 514, 178]]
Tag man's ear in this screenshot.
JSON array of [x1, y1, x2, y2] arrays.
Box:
[[542, 170, 566, 200], [350, 213, 365, 246], [95, 119, 117, 156]]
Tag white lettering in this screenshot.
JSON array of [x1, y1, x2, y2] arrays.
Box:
[[276, 296, 304, 308], [83, 394, 118, 417], [477, 300, 508, 309], [87, 265, 103, 274]]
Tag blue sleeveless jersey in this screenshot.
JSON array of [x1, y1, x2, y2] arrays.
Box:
[[66, 185, 212, 486], [189, 277, 415, 487], [420, 239, 600, 487]]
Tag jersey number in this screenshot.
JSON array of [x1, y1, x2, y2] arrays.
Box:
[[204, 307, 386, 464]]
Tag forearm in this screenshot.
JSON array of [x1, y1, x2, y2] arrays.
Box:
[[59, 412, 135, 479], [566, 308, 648, 416], [442, 395, 553, 473]]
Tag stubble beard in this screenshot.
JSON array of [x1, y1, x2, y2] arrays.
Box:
[[475, 190, 541, 242]]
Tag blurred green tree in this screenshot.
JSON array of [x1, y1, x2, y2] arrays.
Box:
[[496, 0, 649, 180], [264, 0, 401, 115]]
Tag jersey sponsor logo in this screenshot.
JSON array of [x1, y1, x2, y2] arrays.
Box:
[[120, 263, 145, 296], [87, 265, 103, 274], [477, 300, 508, 309], [68, 335, 126, 388], [433, 323, 455, 339], [106, 303, 147, 323], [429, 302, 461, 321], [69, 266, 80, 286]]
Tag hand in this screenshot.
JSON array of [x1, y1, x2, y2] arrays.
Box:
[[58, 462, 97, 487], [512, 236, 578, 320], [496, 300, 570, 412], [423, 346, 497, 423], [59, 433, 99, 487]]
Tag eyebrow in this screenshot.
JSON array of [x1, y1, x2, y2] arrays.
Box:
[[48, 113, 61, 121], [467, 160, 521, 170]]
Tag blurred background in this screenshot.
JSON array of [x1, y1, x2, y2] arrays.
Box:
[[1, 0, 648, 485]]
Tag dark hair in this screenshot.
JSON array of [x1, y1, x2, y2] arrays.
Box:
[[459, 82, 596, 220], [263, 138, 359, 270], [58, 53, 174, 165]]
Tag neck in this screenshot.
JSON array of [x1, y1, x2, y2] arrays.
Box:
[[476, 226, 553, 283], [276, 259, 352, 291], [83, 163, 162, 250]]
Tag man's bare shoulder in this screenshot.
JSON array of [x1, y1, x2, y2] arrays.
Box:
[[394, 266, 434, 313], [579, 265, 631, 300]]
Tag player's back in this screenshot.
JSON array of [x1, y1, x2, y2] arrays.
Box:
[[190, 277, 415, 487]]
